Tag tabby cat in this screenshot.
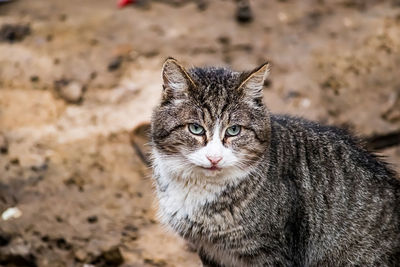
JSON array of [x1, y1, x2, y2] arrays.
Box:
[[151, 58, 400, 266]]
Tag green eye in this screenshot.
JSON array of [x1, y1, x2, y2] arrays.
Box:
[[226, 125, 241, 137], [188, 123, 205, 135]]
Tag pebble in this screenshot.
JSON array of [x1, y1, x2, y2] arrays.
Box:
[[236, 0, 253, 24], [87, 215, 98, 224], [56, 81, 84, 103], [93, 246, 124, 266], [0, 133, 8, 154], [108, 56, 123, 72], [278, 12, 289, 23], [1, 207, 22, 221], [196, 0, 208, 10], [300, 98, 311, 108], [74, 249, 88, 262]]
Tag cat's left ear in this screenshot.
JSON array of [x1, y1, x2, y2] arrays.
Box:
[[238, 62, 270, 101]]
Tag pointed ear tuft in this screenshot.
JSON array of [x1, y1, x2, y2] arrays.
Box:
[[161, 58, 195, 99], [238, 62, 270, 100]]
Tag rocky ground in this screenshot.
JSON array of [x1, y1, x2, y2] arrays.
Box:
[[0, 0, 399, 266]]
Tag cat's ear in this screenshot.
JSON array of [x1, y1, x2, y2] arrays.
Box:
[[238, 62, 270, 101], [161, 58, 195, 100]]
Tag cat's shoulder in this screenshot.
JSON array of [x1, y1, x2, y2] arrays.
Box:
[[271, 114, 355, 142]]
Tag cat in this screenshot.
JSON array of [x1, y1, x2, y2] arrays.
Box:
[[150, 58, 400, 267]]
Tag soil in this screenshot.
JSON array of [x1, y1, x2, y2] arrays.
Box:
[[0, 0, 399, 266]]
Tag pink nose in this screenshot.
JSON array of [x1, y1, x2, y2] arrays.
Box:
[[206, 156, 222, 165]]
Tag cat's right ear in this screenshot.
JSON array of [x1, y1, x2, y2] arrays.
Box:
[[238, 62, 270, 104], [161, 58, 195, 101]]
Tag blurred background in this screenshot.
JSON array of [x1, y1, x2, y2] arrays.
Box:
[[0, 0, 399, 266]]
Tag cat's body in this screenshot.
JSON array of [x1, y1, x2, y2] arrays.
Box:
[[151, 59, 400, 266]]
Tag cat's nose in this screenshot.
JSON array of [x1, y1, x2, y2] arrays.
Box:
[[206, 156, 222, 165]]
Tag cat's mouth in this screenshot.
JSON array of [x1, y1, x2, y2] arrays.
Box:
[[201, 166, 222, 171]]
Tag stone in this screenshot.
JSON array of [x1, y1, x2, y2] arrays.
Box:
[[55, 80, 84, 103], [236, 0, 253, 24], [0, 133, 8, 154]]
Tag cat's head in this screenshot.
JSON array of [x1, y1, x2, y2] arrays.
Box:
[[151, 58, 271, 182]]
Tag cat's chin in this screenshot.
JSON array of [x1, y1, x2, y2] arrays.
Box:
[[200, 166, 223, 177], [192, 165, 249, 180]]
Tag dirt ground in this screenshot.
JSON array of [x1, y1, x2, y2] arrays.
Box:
[[0, 0, 399, 266]]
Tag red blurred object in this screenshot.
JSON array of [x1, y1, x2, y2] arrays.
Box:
[[118, 0, 135, 8]]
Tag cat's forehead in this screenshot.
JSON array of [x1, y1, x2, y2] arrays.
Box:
[[186, 67, 243, 119], [189, 67, 241, 89]]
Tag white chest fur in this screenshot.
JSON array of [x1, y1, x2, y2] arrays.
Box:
[[155, 166, 225, 225], [153, 152, 259, 267], [155, 174, 251, 267]]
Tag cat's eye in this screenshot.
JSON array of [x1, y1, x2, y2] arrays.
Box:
[[188, 123, 205, 135], [225, 125, 241, 137]]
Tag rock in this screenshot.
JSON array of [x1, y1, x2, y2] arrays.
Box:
[[123, 224, 138, 233], [108, 56, 123, 72], [122, 224, 139, 241], [0, 252, 37, 267], [18, 153, 46, 169], [55, 79, 84, 103], [91, 246, 124, 267], [87, 215, 98, 224], [0, 238, 37, 267], [74, 249, 88, 262], [217, 36, 230, 45], [55, 238, 72, 250], [0, 133, 8, 154], [64, 174, 85, 191], [277, 12, 289, 23], [1, 207, 22, 221], [195, 0, 208, 11], [31, 162, 48, 172], [10, 158, 19, 165], [30, 75, 39, 82], [236, 0, 253, 24], [0, 24, 31, 43], [0, 232, 11, 247]]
